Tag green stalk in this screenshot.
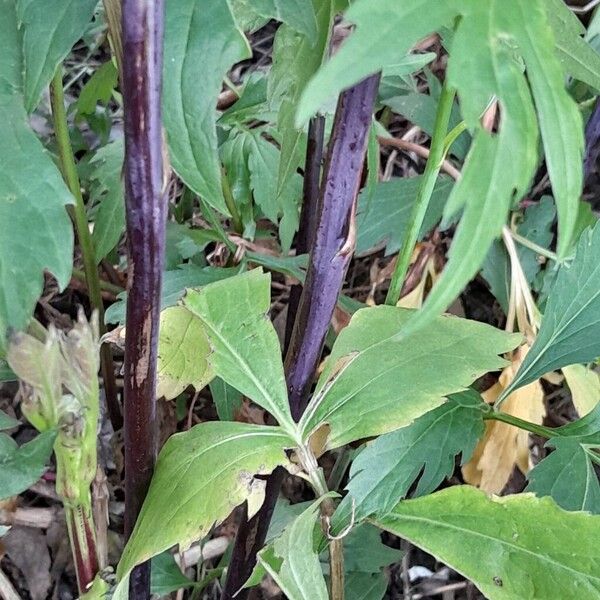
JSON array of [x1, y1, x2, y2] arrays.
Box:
[[385, 84, 456, 306], [483, 411, 557, 439], [221, 166, 243, 234], [510, 231, 558, 262], [49, 68, 121, 430], [71, 267, 124, 296]]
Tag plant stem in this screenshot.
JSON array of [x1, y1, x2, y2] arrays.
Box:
[[285, 74, 381, 419], [121, 2, 166, 599], [65, 504, 100, 594], [72, 267, 124, 296], [221, 75, 380, 600], [510, 231, 558, 262], [221, 166, 244, 234], [483, 410, 557, 439], [284, 115, 325, 349], [385, 83, 456, 306], [220, 116, 325, 600], [49, 69, 121, 432]]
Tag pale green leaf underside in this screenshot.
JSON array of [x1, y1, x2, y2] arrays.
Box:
[[503, 223, 600, 398], [157, 306, 214, 400], [299, 306, 520, 450], [182, 270, 295, 432], [117, 422, 295, 588], [373, 486, 600, 599], [163, 0, 251, 215]]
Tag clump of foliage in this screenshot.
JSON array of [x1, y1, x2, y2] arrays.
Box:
[[3, 1, 600, 599]]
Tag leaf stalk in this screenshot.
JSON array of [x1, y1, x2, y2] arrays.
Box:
[[385, 83, 456, 306]]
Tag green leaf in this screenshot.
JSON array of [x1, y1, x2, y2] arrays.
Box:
[[151, 552, 196, 596], [299, 306, 520, 450], [299, 0, 584, 335], [0, 96, 75, 354], [373, 486, 600, 599], [209, 378, 243, 422], [253, 499, 329, 600], [0, 360, 16, 382], [563, 363, 600, 417], [270, 0, 332, 204], [105, 264, 238, 325], [503, 223, 600, 399], [356, 175, 452, 256], [157, 306, 214, 400], [546, 0, 600, 92], [76, 60, 118, 116], [482, 197, 556, 312], [297, 1, 458, 123], [0, 410, 18, 430], [344, 572, 387, 600], [0, 2, 76, 354], [116, 422, 294, 590], [341, 524, 402, 574], [89, 139, 125, 262], [334, 390, 485, 527], [183, 270, 295, 432], [163, 0, 251, 214], [0, 429, 56, 500], [16, 0, 98, 112], [527, 438, 600, 514], [245, 0, 317, 41]]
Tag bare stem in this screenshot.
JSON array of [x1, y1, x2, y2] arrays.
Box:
[[49, 68, 121, 432], [121, 1, 166, 599]]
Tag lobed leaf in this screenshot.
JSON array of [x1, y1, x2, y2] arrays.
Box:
[[502, 223, 600, 399], [299, 306, 520, 450], [373, 486, 600, 599], [89, 139, 125, 262], [356, 175, 452, 257], [527, 438, 600, 514], [249, 499, 329, 600], [334, 390, 485, 527], [269, 0, 332, 206]]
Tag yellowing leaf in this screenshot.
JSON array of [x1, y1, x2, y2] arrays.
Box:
[[563, 364, 600, 417], [157, 306, 214, 400], [463, 346, 544, 494]]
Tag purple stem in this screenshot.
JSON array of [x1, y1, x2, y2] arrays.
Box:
[[285, 74, 380, 420], [220, 74, 380, 600], [222, 117, 325, 600], [121, 2, 166, 599], [284, 115, 325, 349], [584, 97, 600, 184]]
